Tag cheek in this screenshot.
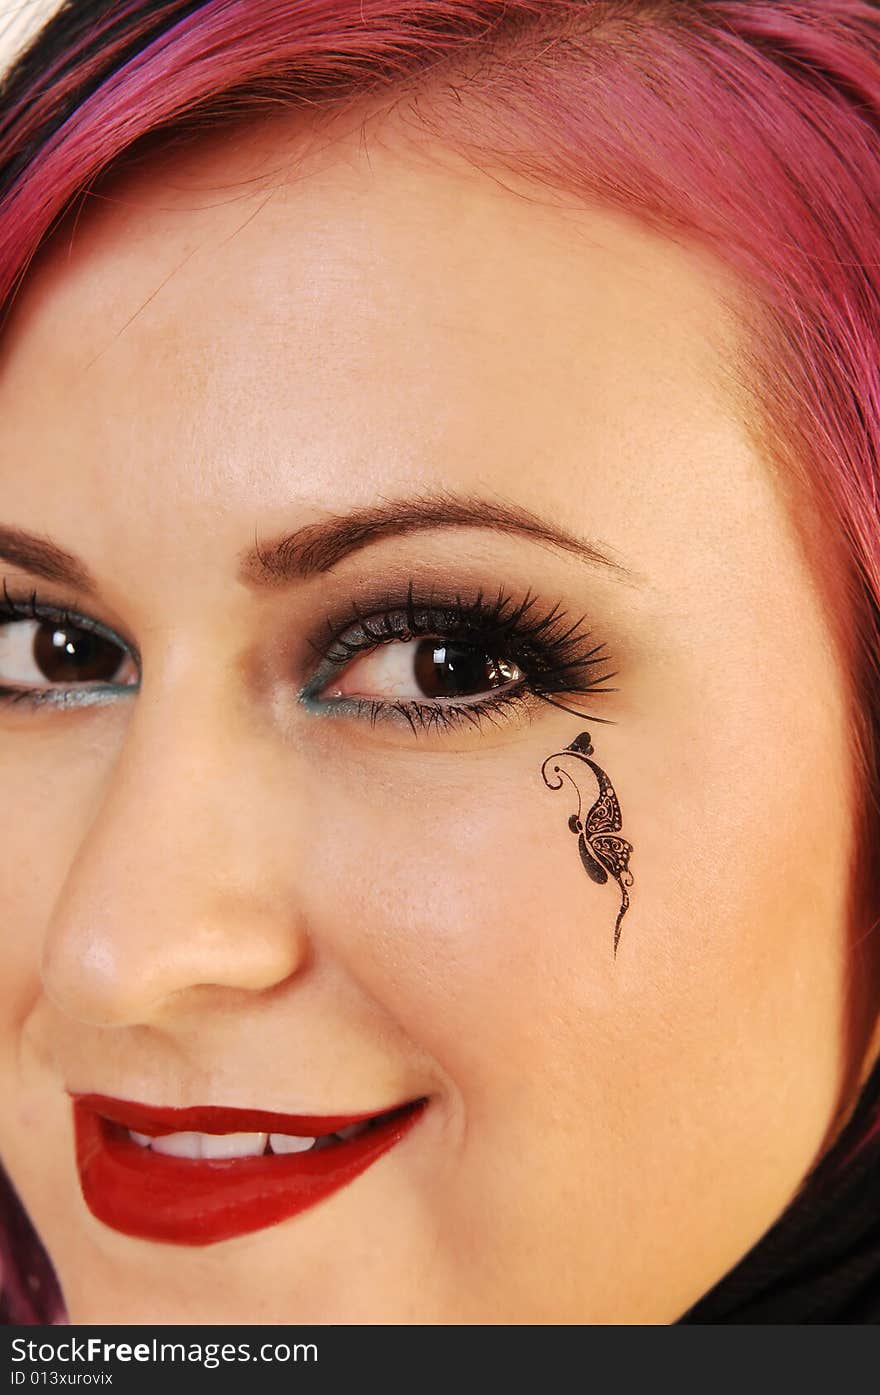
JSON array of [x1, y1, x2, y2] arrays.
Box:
[[0, 762, 73, 1037], [304, 679, 853, 1184], [0, 722, 124, 1080], [592, 640, 856, 1194], [0, 730, 115, 1255], [299, 737, 634, 1127], [301, 689, 852, 1107]]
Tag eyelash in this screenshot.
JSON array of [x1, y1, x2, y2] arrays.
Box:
[[0, 584, 136, 709], [0, 580, 619, 734], [300, 582, 619, 734]]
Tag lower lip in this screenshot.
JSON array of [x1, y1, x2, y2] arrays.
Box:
[[72, 1097, 427, 1245]]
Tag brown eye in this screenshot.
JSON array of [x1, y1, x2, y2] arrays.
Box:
[[0, 616, 135, 691], [412, 641, 518, 699], [33, 621, 128, 684], [321, 636, 522, 703]]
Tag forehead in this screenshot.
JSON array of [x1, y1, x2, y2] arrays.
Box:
[[0, 108, 741, 399], [0, 109, 765, 605]]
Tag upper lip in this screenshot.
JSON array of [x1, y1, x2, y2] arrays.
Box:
[[72, 1092, 419, 1137]]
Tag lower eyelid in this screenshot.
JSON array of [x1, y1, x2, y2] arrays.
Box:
[[321, 679, 526, 707], [0, 681, 138, 711], [298, 681, 535, 735]]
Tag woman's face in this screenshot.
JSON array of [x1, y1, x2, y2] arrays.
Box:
[[0, 112, 871, 1323]]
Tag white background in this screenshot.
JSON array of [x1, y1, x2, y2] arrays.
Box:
[[1, 0, 63, 76]]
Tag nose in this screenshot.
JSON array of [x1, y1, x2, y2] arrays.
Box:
[[41, 674, 312, 1028]]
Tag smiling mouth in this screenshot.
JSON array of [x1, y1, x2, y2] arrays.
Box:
[[72, 1093, 427, 1245]]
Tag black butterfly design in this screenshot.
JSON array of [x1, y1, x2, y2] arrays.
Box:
[[541, 731, 634, 957]]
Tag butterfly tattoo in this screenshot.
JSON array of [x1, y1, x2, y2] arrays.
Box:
[[541, 731, 634, 957]]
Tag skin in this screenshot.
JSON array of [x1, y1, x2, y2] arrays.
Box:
[[0, 107, 876, 1324]]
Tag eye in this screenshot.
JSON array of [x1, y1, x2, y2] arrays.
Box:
[[0, 613, 137, 692], [319, 636, 524, 703], [301, 586, 619, 737]]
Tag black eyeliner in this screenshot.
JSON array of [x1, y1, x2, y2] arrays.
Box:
[[298, 578, 619, 734]]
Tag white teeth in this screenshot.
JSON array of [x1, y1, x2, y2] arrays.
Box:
[[151, 1131, 204, 1159], [200, 1132, 268, 1160], [143, 1130, 268, 1159], [268, 1132, 316, 1154], [336, 1120, 371, 1141], [126, 1121, 379, 1158]]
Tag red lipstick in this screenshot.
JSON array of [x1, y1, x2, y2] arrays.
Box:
[[72, 1093, 427, 1245]]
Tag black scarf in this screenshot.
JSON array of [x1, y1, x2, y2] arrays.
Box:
[[678, 1056, 880, 1323]]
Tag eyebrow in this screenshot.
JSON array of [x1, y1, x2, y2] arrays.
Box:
[[0, 493, 636, 597], [239, 493, 636, 587], [0, 526, 95, 593]]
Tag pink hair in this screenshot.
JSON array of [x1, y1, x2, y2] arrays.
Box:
[[1, 0, 879, 1322]]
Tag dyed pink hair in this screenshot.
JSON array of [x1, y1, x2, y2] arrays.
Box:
[[1, 0, 880, 1323]]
